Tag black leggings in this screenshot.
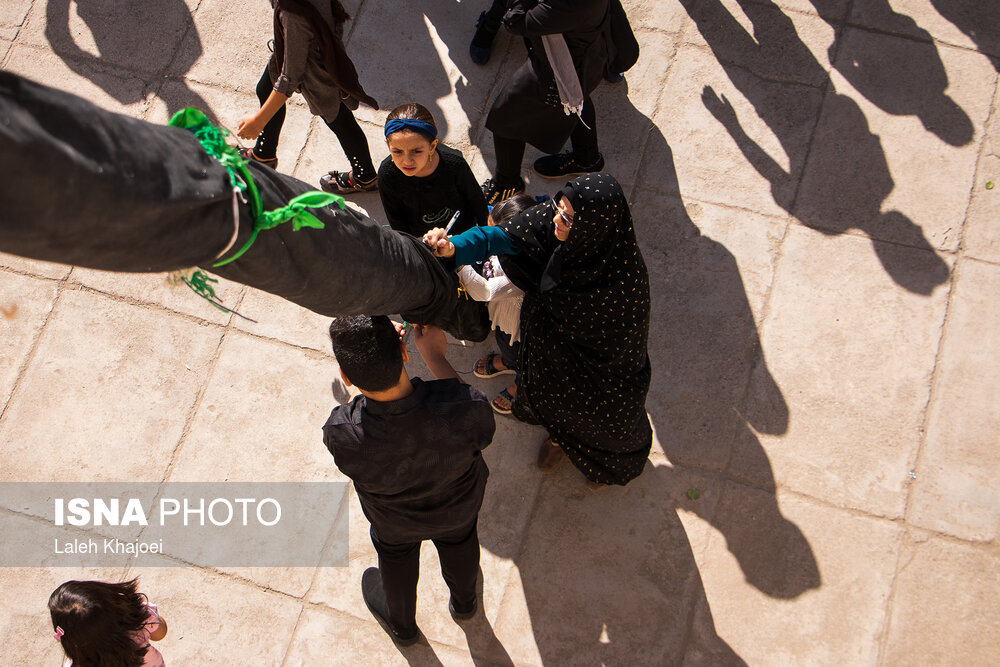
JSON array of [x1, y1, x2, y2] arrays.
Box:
[[253, 66, 376, 181], [493, 95, 599, 183]]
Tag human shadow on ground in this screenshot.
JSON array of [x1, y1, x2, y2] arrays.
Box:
[[45, 0, 210, 117], [473, 83, 820, 664], [681, 0, 951, 295], [811, 0, 973, 146], [349, 0, 515, 147], [929, 0, 1000, 71]]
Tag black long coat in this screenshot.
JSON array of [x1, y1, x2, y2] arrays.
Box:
[[485, 0, 613, 154]]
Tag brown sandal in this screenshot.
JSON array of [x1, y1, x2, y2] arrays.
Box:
[[537, 439, 565, 471], [237, 147, 278, 170]]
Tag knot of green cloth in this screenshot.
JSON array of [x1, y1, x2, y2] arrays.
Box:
[[168, 108, 345, 267]]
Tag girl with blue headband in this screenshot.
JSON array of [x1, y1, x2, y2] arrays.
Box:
[[377, 103, 488, 238]]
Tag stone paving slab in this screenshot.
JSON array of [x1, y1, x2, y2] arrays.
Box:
[[5, 43, 149, 114], [756, 225, 951, 518], [849, 0, 1000, 58], [909, 258, 1000, 542], [0, 271, 58, 408], [881, 532, 1000, 665], [0, 290, 222, 483], [2, 0, 1000, 665], [0, 253, 71, 281], [693, 487, 900, 664]]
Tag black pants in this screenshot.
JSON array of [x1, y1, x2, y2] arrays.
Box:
[[480, 0, 507, 32], [494, 326, 519, 375], [370, 520, 481, 636], [253, 66, 376, 181], [493, 95, 599, 183]]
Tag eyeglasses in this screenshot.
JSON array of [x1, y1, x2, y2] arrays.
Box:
[[557, 208, 574, 228]]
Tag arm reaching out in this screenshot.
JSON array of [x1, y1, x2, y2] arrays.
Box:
[[413, 324, 460, 381]]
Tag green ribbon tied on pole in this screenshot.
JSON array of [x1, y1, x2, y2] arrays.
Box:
[[167, 107, 345, 267]]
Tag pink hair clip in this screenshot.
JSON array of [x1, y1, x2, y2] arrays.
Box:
[[54, 626, 64, 642]]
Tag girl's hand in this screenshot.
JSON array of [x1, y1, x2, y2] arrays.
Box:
[[422, 228, 455, 258], [236, 112, 265, 140]]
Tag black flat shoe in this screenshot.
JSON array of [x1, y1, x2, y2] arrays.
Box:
[[361, 567, 419, 647]]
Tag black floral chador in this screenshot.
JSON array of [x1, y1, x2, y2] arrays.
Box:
[[499, 173, 652, 484]]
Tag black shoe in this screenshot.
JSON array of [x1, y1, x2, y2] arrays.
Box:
[[449, 597, 477, 622], [604, 71, 625, 84], [361, 568, 419, 647], [533, 152, 605, 179], [481, 177, 526, 207], [470, 12, 498, 65]]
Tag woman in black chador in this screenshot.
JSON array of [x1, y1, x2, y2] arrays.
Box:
[[427, 173, 652, 486]]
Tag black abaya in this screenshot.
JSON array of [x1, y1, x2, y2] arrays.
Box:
[[499, 173, 652, 484]]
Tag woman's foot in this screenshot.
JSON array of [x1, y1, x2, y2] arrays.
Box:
[[473, 352, 515, 378], [491, 383, 516, 415], [537, 438, 565, 471], [238, 147, 278, 170], [320, 170, 378, 194]]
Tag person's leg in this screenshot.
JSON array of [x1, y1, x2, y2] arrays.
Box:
[[494, 327, 517, 372], [320, 103, 377, 191], [483, 133, 527, 205], [470, 0, 507, 65], [252, 65, 284, 161], [569, 96, 600, 166], [432, 519, 481, 615], [370, 528, 421, 637], [533, 96, 604, 177], [491, 328, 518, 414]]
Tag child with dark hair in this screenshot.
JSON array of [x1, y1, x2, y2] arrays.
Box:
[[458, 193, 536, 414], [323, 315, 496, 645], [49, 578, 167, 666], [377, 103, 488, 237], [237, 0, 380, 194]]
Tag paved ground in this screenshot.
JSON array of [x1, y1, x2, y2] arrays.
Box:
[[2, 0, 999, 664]]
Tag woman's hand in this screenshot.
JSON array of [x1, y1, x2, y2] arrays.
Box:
[[422, 228, 455, 258]]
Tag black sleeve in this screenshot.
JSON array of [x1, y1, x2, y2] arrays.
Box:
[[505, 0, 605, 36], [455, 157, 489, 229]]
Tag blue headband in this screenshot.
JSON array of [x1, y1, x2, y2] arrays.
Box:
[[384, 118, 437, 140]]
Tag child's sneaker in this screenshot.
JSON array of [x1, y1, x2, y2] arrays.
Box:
[[481, 177, 525, 207], [533, 152, 605, 179], [320, 170, 378, 194], [470, 12, 498, 65]]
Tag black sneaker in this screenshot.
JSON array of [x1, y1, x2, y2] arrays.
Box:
[[533, 152, 605, 179], [449, 597, 477, 622], [470, 12, 498, 65], [361, 567, 420, 647], [481, 177, 526, 207]]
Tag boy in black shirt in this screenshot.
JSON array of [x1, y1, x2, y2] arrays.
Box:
[[323, 316, 496, 645]]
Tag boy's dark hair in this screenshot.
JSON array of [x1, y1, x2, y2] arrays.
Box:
[[49, 577, 150, 667], [386, 102, 437, 129], [490, 193, 537, 226], [329, 315, 403, 392]]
